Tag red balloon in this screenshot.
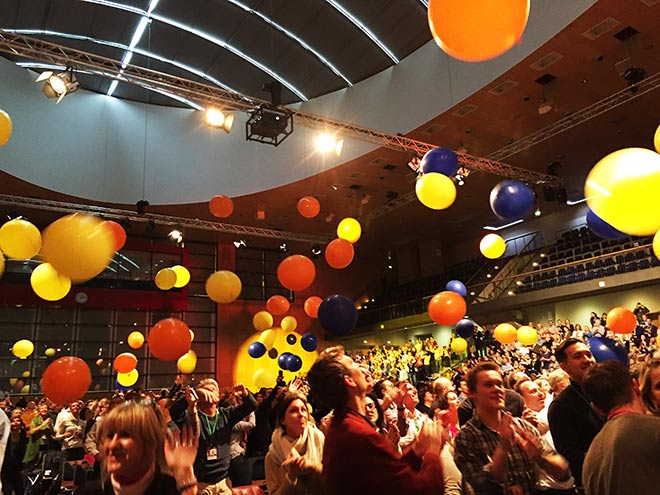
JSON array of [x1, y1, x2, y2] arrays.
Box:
[[606, 307, 636, 334], [277, 255, 316, 292], [209, 195, 234, 218], [148, 318, 192, 360], [325, 238, 355, 269], [297, 196, 321, 219], [41, 357, 92, 405], [304, 296, 322, 318], [428, 291, 466, 326], [113, 352, 137, 373], [266, 295, 290, 316], [103, 220, 127, 251]]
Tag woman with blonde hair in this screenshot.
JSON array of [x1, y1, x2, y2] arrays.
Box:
[[76, 401, 198, 495], [265, 393, 324, 495]]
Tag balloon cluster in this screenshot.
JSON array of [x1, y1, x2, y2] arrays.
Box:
[[155, 265, 190, 290], [415, 148, 458, 210]]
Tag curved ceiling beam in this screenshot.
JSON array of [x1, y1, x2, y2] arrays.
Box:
[[80, 0, 308, 101], [224, 0, 353, 87], [324, 0, 399, 64], [5, 29, 239, 97]]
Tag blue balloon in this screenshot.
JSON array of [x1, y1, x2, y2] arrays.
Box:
[[115, 380, 131, 392], [318, 294, 358, 337], [586, 209, 626, 240], [278, 352, 292, 370], [419, 147, 458, 176], [455, 318, 475, 338], [446, 280, 467, 297], [301, 333, 318, 352], [588, 336, 629, 366], [248, 342, 267, 359], [286, 354, 303, 372], [489, 180, 535, 221]]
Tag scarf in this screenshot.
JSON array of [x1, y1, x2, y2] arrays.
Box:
[[267, 424, 324, 468]]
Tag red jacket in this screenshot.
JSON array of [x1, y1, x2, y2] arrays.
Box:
[[322, 407, 444, 495]]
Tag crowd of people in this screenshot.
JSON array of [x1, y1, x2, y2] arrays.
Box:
[[0, 305, 657, 495]]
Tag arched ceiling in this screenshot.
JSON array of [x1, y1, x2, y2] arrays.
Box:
[[1, 0, 660, 260]]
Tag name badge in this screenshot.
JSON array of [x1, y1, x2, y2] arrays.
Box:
[[207, 447, 218, 461]]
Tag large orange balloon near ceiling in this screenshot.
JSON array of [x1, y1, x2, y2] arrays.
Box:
[[277, 255, 316, 292], [266, 295, 290, 316], [41, 357, 92, 405], [325, 238, 355, 269], [606, 307, 636, 334], [209, 195, 234, 218], [428, 0, 530, 62]]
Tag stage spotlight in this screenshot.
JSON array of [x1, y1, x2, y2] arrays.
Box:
[[168, 227, 183, 243], [36, 68, 79, 103], [279, 243, 287, 252], [246, 105, 293, 146], [233, 239, 247, 249], [204, 107, 234, 133], [316, 132, 344, 156]]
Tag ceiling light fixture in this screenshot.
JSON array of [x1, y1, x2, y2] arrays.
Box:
[[315, 132, 344, 156], [168, 227, 183, 243], [36, 67, 79, 103], [205, 107, 234, 133], [233, 239, 247, 249]]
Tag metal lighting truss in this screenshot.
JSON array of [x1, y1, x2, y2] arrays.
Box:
[[0, 194, 330, 244], [0, 31, 561, 187]]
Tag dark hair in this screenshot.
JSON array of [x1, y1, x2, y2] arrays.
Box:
[[308, 346, 350, 410], [365, 393, 385, 430], [466, 361, 501, 393], [373, 378, 395, 400], [554, 338, 584, 363], [640, 359, 660, 416], [582, 361, 633, 415], [275, 393, 309, 433]]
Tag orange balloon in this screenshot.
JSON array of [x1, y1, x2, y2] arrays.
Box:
[[325, 238, 355, 269], [304, 296, 322, 318], [428, 291, 466, 326], [494, 323, 518, 344], [41, 357, 92, 405], [267, 295, 290, 316], [148, 318, 192, 361], [297, 196, 321, 219], [209, 195, 234, 218], [113, 352, 137, 373], [277, 255, 316, 292], [428, 0, 530, 62], [606, 307, 636, 334], [103, 220, 127, 251]]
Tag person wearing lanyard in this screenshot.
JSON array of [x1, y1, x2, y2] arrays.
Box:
[[581, 360, 660, 495], [170, 379, 257, 495]]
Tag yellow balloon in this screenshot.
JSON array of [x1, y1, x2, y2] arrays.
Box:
[[44, 348, 56, 357], [172, 265, 191, 288], [96, 358, 104, 366], [654, 230, 660, 259], [206, 270, 242, 303], [189, 329, 195, 342], [155, 268, 177, 290], [253, 368, 277, 389], [259, 329, 276, 349], [31, 263, 71, 301], [451, 337, 468, 354], [494, 323, 517, 344], [281, 315, 298, 333], [0, 251, 4, 279], [234, 327, 318, 390], [517, 326, 538, 346], [585, 148, 660, 236], [0, 109, 12, 146], [20, 385, 30, 394], [22, 370, 30, 378], [654, 124, 660, 154], [177, 350, 197, 374], [127, 331, 145, 349], [415, 172, 457, 210], [117, 369, 139, 387], [9, 378, 16, 386], [12, 339, 34, 359], [41, 214, 114, 283], [337, 218, 362, 244], [0, 219, 42, 260], [480, 234, 506, 259], [253, 311, 274, 332]]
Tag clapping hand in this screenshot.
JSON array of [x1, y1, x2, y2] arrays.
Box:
[[165, 425, 199, 474]]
